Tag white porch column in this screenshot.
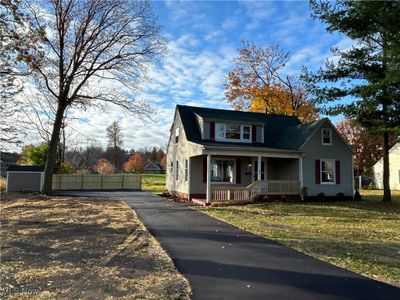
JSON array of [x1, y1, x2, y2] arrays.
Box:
[[299, 155, 304, 200], [257, 155, 262, 181], [206, 154, 211, 203]]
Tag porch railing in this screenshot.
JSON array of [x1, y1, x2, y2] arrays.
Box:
[[248, 180, 300, 198], [212, 186, 250, 201], [212, 180, 300, 201]]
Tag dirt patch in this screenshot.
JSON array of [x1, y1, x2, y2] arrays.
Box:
[[0, 193, 190, 299]]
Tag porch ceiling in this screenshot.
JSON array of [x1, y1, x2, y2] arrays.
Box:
[[200, 145, 301, 159]]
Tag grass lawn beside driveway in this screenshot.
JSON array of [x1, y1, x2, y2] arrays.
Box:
[[0, 193, 190, 299], [201, 190, 400, 285], [141, 173, 166, 193]]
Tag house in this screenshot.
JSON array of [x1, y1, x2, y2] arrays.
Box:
[[0, 152, 20, 178], [144, 162, 165, 174], [166, 105, 354, 203], [6, 165, 45, 192], [373, 142, 400, 190]]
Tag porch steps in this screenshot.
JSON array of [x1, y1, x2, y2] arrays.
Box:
[[191, 198, 208, 206]]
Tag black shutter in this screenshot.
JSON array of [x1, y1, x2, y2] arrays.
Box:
[[315, 159, 321, 184], [335, 160, 341, 184], [252, 125, 257, 142], [210, 122, 215, 140]]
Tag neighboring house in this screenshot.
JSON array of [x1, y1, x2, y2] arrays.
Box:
[[0, 152, 20, 178], [144, 162, 165, 174], [166, 105, 354, 203], [373, 142, 400, 191], [6, 165, 45, 192]]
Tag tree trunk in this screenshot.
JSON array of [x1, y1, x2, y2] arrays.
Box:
[[42, 104, 65, 195], [382, 131, 391, 202]]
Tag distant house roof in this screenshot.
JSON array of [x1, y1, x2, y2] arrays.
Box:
[[145, 162, 164, 170], [7, 166, 45, 172], [0, 152, 20, 163], [176, 105, 326, 151]]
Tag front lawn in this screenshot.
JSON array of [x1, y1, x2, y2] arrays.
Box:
[[0, 193, 190, 299], [202, 189, 400, 284], [141, 173, 166, 193]]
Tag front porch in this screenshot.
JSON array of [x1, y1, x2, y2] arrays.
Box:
[[212, 180, 301, 202], [191, 150, 303, 204]]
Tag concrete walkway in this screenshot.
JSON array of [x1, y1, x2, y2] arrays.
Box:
[[59, 191, 400, 300]]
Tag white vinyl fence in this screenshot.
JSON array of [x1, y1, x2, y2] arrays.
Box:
[[52, 174, 141, 190]]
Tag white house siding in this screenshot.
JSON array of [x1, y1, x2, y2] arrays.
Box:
[[301, 120, 353, 197], [166, 111, 203, 198], [373, 143, 400, 190]]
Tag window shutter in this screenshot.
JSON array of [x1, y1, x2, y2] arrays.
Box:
[[203, 157, 207, 183], [252, 125, 257, 142], [315, 159, 321, 184], [210, 122, 215, 140], [335, 160, 341, 184], [236, 159, 241, 184]]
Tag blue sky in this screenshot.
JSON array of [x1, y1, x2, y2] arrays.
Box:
[[43, 1, 353, 151]]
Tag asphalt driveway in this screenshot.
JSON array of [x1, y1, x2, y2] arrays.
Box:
[[59, 191, 400, 300]]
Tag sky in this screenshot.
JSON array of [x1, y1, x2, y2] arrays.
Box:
[[19, 0, 353, 152]]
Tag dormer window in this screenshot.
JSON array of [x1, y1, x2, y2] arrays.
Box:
[[215, 123, 251, 142], [321, 128, 332, 145]]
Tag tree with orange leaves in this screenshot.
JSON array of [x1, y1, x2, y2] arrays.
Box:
[[92, 159, 115, 175], [225, 41, 318, 122], [124, 153, 145, 173]]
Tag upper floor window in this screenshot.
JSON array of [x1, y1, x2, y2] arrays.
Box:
[[175, 127, 179, 143], [321, 128, 332, 145], [215, 123, 251, 142]]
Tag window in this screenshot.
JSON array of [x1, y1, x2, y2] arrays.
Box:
[[226, 124, 241, 140], [321, 128, 332, 145], [176, 161, 179, 180], [185, 159, 188, 182], [175, 127, 179, 143], [215, 123, 252, 142], [242, 125, 251, 141], [321, 159, 335, 184], [170, 161, 173, 175], [211, 159, 234, 183]]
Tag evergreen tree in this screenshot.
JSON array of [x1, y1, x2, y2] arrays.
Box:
[[303, 0, 400, 201]]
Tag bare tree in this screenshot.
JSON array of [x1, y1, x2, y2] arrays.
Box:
[[18, 0, 165, 194], [0, 0, 43, 149], [106, 121, 123, 169]]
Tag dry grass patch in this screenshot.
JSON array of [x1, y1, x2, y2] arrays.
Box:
[[0, 193, 190, 299], [202, 190, 400, 284]]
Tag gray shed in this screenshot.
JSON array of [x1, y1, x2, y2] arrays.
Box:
[[6, 166, 45, 192]]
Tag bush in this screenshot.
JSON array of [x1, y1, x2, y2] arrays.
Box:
[[354, 190, 362, 201], [301, 186, 308, 198], [0, 178, 7, 192], [316, 192, 326, 201]]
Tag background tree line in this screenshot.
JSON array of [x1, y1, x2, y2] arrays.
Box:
[[17, 120, 166, 174]]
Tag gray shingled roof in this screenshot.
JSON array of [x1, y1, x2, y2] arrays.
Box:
[[177, 105, 322, 150], [277, 119, 325, 150], [7, 165, 45, 172]]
